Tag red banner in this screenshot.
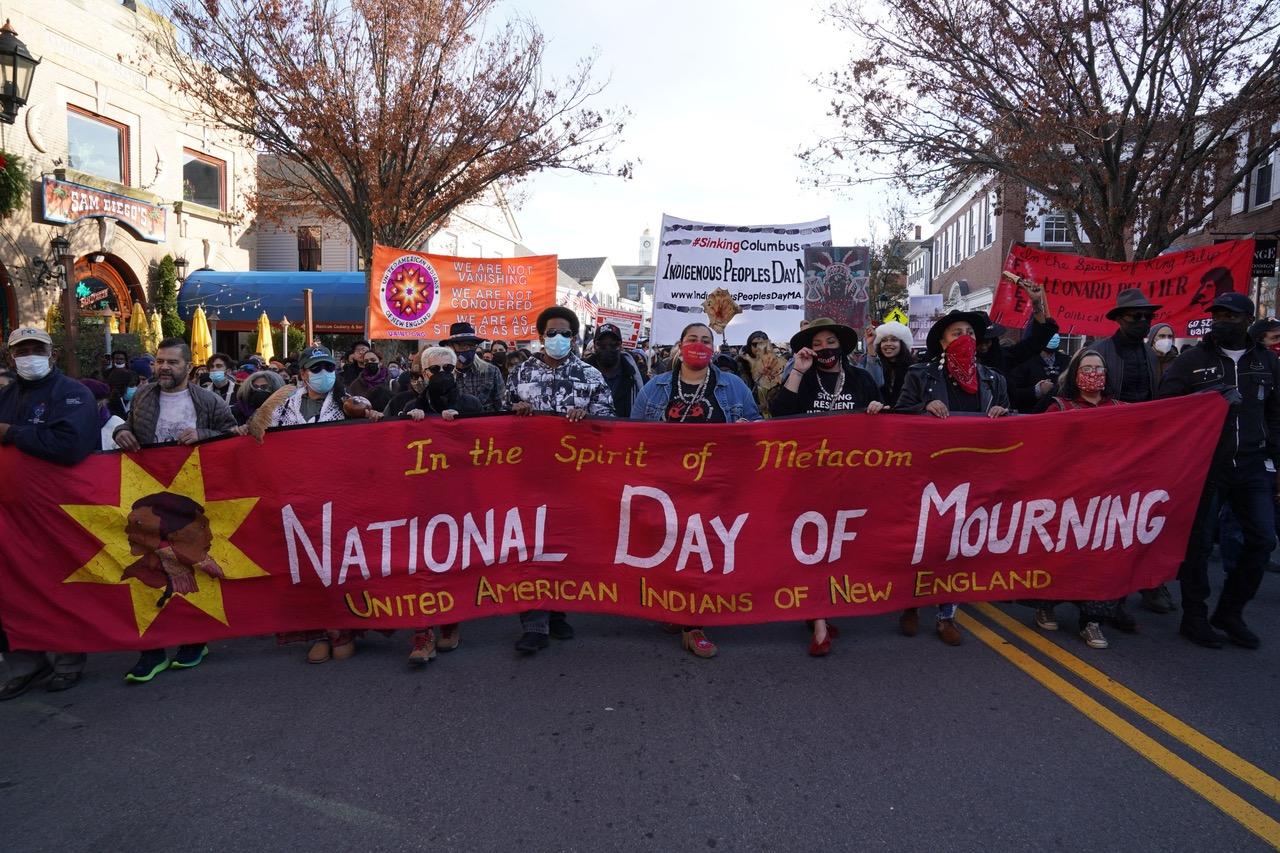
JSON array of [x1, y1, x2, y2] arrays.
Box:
[[991, 240, 1255, 337], [0, 397, 1225, 652], [368, 244, 558, 341]]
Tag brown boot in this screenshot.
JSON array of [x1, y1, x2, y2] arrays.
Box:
[[330, 630, 356, 660], [899, 608, 919, 637], [936, 618, 963, 646], [436, 623, 461, 652], [306, 639, 331, 664]]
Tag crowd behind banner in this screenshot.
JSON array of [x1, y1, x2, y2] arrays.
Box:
[[1, 274, 1278, 699]]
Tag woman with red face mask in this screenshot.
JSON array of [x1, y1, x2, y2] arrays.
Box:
[[896, 310, 1012, 646], [632, 322, 763, 659], [1025, 348, 1127, 649]]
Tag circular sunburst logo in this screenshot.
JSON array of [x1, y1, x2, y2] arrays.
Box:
[[380, 256, 440, 330]]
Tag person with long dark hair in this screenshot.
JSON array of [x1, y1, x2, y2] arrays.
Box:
[[632, 322, 762, 658], [862, 321, 915, 407]]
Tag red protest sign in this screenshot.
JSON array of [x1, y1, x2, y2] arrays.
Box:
[[0, 396, 1224, 651], [991, 240, 1255, 337], [594, 307, 644, 346]]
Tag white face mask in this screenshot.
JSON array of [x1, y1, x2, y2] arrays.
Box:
[[15, 355, 51, 381], [1153, 338, 1174, 354]]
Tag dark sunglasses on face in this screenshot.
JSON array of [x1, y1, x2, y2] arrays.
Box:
[[308, 364, 336, 373], [544, 329, 574, 338], [426, 364, 455, 375]]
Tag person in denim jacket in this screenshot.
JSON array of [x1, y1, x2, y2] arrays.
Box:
[[632, 322, 762, 659]]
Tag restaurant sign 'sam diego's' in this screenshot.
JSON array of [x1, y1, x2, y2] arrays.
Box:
[[41, 176, 167, 243]]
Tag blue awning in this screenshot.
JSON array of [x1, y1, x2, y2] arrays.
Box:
[[178, 271, 366, 329]]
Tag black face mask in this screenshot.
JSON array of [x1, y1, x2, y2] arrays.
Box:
[[1212, 318, 1249, 348], [248, 388, 274, 408], [427, 373, 458, 406], [814, 347, 842, 367], [1117, 316, 1152, 341], [596, 349, 621, 369], [365, 363, 381, 375]]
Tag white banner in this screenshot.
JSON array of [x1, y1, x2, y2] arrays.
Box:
[[650, 213, 832, 345], [593, 307, 644, 347]]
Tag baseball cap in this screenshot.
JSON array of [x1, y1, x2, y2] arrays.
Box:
[[595, 323, 622, 341], [1208, 292, 1254, 315], [299, 345, 337, 369], [8, 327, 52, 347]]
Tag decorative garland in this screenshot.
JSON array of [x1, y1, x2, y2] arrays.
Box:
[[0, 151, 29, 219]]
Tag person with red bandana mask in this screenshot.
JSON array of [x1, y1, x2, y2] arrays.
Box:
[[896, 310, 1011, 646], [1023, 348, 1127, 650], [632, 322, 762, 659]]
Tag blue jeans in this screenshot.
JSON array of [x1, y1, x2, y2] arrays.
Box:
[[1180, 455, 1277, 620]]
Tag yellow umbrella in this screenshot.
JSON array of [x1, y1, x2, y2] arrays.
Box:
[[148, 311, 163, 353], [128, 302, 147, 336], [255, 311, 275, 361], [189, 306, 213, 365], [106, 314, 119, 334]]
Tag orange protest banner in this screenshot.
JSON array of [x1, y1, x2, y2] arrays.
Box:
[[368, 243, 558, 340]]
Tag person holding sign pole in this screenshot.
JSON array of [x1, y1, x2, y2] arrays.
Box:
[[632, 322, 762, 658], [896, 310, 1011, 646]]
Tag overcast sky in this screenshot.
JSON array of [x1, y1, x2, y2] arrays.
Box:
[[505, 0, 901, 263]]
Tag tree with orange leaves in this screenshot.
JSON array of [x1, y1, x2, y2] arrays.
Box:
[[148, 0, 629, 268]]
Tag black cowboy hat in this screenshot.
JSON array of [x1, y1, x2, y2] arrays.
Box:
[[789, 317, 859, 353], [1105, 289, 1163, 320], [441, 322, 487, 345], [925, 310, 989, 356]]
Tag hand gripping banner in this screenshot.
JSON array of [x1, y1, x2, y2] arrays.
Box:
[[991, 239, 1255, 337], [0, 395, 1225, 651]]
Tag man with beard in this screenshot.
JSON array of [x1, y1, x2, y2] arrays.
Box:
[[1160, 293, 1280, 649], [586, 323, 644, 418], [0, 328, 98, 699], [341, 340, 371, 385], [1091, 289, 1176, 616], [442, 322, 506, 413], [111, 338, 237, 682]]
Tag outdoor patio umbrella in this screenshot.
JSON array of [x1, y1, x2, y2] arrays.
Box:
[[189, 306, 213, 365], [255, 311, 275, 362], [148, 311, 163, 353], [128, 302, 147, 337]]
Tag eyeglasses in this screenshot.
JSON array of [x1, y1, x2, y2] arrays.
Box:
[[308, 364, 335, 373], [1079, 366, 1107, 374], [544, 329, 574, 338], [426, 364, 456, 375]]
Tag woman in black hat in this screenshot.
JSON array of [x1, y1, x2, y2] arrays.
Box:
[[896, 310, 1011, 646], [772, 318, 885, 656]]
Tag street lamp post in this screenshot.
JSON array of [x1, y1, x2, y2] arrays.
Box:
[[51, 234, 75, 376], [174, 256, 188, 283], [280, 315, 291, 359], [0, 20, 39, 126]]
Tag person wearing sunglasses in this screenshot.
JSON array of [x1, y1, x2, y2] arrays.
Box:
[[390, 347, 481, 423], [506, 306, 615, 654], [274, 345, 378, 427], [1092, 289, 1174, 617]]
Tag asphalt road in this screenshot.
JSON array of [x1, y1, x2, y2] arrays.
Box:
[[4, 571, 1280, 853]]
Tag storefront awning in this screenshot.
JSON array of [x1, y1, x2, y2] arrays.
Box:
[[179, 271, 366, 332]]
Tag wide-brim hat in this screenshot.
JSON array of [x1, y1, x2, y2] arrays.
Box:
[[790, 317, 859, 353], [1105, 288, 1163, 319], [442, 322, 486, 345], [925, 310, 989, 356]]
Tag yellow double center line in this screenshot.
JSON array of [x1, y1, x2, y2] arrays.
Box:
[[957, 603, 1280, 849]]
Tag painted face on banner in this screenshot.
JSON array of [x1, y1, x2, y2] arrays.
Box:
[[380, 256, 441, 331]]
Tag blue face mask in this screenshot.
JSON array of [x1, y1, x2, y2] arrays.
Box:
[[543, 334, 573, 359], [307, 370, 336, 394], [124, 386, 137, 401], [209, 370, 227, 385], [455, 349, 477, 367], [1046, 334, 1061, 350]]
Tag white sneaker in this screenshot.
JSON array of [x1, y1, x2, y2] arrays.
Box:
[[1035, 607, 1059, 631], [1080, 622, 1109, 649]]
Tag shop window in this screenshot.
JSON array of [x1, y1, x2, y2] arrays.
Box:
[[67, 106, 129, 184], [183, 148, 226, 210], [298, 226, 322, 271]]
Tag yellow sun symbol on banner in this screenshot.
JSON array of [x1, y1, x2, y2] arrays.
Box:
[[60, 449, 267, 637]]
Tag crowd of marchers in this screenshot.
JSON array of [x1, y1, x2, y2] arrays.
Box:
[[1, 285, 1278, 700]]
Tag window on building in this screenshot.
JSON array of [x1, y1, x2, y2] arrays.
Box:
[[182, 148, 226, 210], [1254, 158, 1273, 207], [1042, 213, 1071, 244], [298, 226, 323, 271], [967, 207, 977, 256], [984, 192, 995, 246], [67, 106, 128, 184]]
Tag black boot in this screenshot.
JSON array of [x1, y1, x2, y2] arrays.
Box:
[[1179, 617, 1226, 649], [1210, 611, 1260, 649]]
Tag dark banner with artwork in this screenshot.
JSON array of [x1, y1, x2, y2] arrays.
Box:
[[804, 246, 871, 329]]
